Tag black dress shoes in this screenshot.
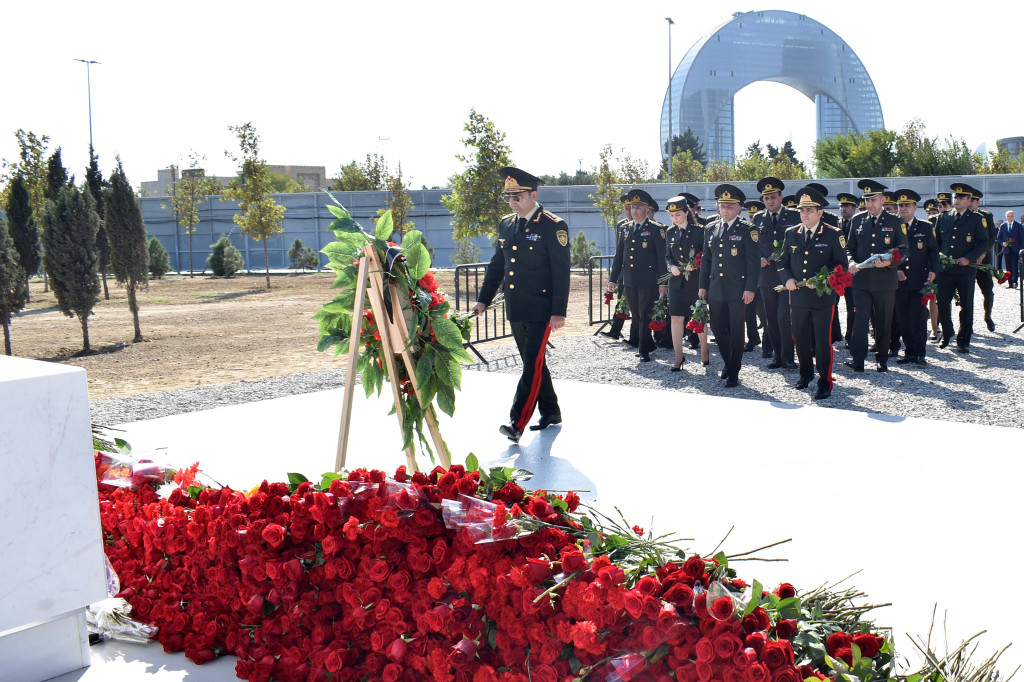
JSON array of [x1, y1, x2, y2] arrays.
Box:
[[498, 423, 522, 443], [766, 360, 784, 369], [743, 340, 758, 352], [957, 345, 970, 354], [599, 331, 621, 339], [843, 360, 864, 373], [720, 369, 729, 379], [794, 376, 812, 389], [938, 337, 951, 349], [895, 356, 913, 364], [914, 357, 927, 366], [529, 415, 562, 431], [875, 363, 888, 372], [813, 385, 831, 400], [761, 348, 774, 358], [784, 361, 799, 370], [986, 319, 996, 332], [724, 377, 739, 387], [638, 352, 651, 362]]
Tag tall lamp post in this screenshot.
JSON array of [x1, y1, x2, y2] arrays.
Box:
[[74, 59, 100, 150], [665, 17, 674, 175]]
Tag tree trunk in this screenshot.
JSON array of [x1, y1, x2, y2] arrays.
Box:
[[44, 272, 49, 292], [263, 240, 271, 289], [188, 229, 194, 278], [102, 271, 110, 300], [127, 281, 143, 342], [24, 275, 30, 304], [2, 314, 11, 355], [79, 315, 91, 353]]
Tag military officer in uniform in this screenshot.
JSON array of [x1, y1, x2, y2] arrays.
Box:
[[844, 179, 909, 373], [805, 183, 845, 344], [698, 184, 760, 387], [608, 189, 668, 362], [601, 194, 634, 342], [934, 184, 989, 352], [891, 190, 939, 366], [647, 198, 676, 350], [752, 176, 799, 369], [682, 192, 710, 228], [664, 195, 705, 370], [745, 200, 764, 219], [779, 188, 849, 400], [969, 189, 997, 331], [474, 167, 570, 443], [836, 192, 860, 345], [924, 199, 940, 220]]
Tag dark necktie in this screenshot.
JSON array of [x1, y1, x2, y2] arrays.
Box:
[[516, 217, 526, 238], [770, 213, 778, 233]]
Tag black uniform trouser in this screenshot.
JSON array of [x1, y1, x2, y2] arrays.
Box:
[[625, 285, 658, 354], [759, 286, 793, 363], [510, 320, 558, 431], [744, 291, 763, 345], [607, 282, 628, 338], [830, 305, 842, 345], [1000, 249, 1019, 285], [710, 298, 746, 380], [894, 289, 928, 359], [975, 269, 994, 321], [937, 270, 976, 346], [843, 289, 855, 342], [792, 304, 836, 389], [850, 288, 895, 365]]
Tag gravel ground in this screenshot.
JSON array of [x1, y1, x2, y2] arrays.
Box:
[[92, 286, 1024, 429]]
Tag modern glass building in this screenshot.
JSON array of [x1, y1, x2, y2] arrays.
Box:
[[660, 10, 884, 164]]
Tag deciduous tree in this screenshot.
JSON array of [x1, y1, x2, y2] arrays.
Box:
[[105, 159, 149, 342], [442, 109, 512, 240], [589, 144, 623, 230], [223, 122, 286, 289], [378, 162, 415, 235], [0, 216, 28, 355], [164, 152, 220, 277], [42, 185, 101, 353], [333, 154, 387, 191]]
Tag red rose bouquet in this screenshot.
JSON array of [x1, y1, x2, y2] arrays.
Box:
[[775, 265, 849, 297], [827, 265, 853, 296], [649, 295, 669, 332], [614, 292, 630, 320], [686, 298, 710, 333], [920, 281, 938, 306], [939, 253, 1011, 284], [660, 249, 701, 284]]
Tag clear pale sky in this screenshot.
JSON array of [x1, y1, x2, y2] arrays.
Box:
[[1, 0, 1019, 190]]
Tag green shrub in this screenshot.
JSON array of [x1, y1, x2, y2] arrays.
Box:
[[570, 231, 600, 268], [207, 235, 244, 277], [148, 237, 171, 279], [450, 237, 482, 266], [288, 238, 320, 272]]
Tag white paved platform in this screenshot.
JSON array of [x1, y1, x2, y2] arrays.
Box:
[[60, 372, 1022, 680]]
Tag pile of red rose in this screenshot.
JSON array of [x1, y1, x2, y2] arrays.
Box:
[[96, 458, 889, 681]]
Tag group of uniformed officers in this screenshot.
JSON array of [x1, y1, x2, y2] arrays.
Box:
[[602, 176, 1004, 400]]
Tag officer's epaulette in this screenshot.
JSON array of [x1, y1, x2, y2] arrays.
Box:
[[824, 224, 842, 233], [784, 224, 801, 232], [853, 209, 869, 218], [502, 212, 516, 221], [541, 209, 564, 223]]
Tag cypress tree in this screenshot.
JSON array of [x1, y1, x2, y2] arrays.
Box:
[[0, 216, 29, 355], [44, 147, 69, 201], [5, 174, 40, 303], [86, 146, 111, 299], [104, 159, 149, 342], [148, 237, 171, 279], [42, 185, 101, 352]]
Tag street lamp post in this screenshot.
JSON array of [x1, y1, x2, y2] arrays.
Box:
[[74, 59, 100, 150], [665, 17, 674, 175]]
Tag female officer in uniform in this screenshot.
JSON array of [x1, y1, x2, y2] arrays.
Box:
[[664, 196, 706, 370]]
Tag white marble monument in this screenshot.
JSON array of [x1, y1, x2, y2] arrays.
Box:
[[0, 356, 108, 682]]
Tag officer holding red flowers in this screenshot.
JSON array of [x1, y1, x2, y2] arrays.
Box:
[[779, 188, 848, 400], [934, 183, 990, 352], [844, 179, 908, 373], [891, 190, 938, 366]]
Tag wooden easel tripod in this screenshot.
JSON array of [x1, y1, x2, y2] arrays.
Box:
[[334, 244, 452, 473]]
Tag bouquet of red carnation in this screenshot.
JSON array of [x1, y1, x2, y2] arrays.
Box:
[[649, 295, 669, 332], [776, 265, 848, 297], [604, 290, 614, 305], [920, 281, 938, 306], [659, 248, 700, 283], [855, 247, 902, 270], [686, 298, 710, 333], [940, 253, 1011, 284], [614, 293, 630, 319], [995, 268, 1011, 285], [827, 265, 853, 296]]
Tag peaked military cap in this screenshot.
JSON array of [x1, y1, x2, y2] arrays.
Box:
[[857, 178, 888, 198], [500, 167, 543, 193], [893, 189, 921, 205], [936, 191, 952, 203], [883, 192, 896, 206], [744, 199, 765, 215], [648, 198, 660, 211], [756, 177, 784, 195], [680, 192, 701, 208], [783, 195, 797, 208], [625, 188, 655, 207], [794, 187, 829, 209], [714, 183, 746, 204], [923, 199, 939, 211], [806, 182, 830, 197], [619, 193, 630, 204], [665, 195, 689, 212], [972, 188, 984, 200], [950, 183, 976, 198], [836, 192, 859, 206]]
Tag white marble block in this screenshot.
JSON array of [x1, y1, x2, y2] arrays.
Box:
[[0, 356, 108, 681]]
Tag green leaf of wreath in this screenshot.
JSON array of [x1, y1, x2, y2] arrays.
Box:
[[404, 243, 431, 281], [375, 210, 394, 240], [431, 317, 464, 350], [401, 230, 422, 249], [444, 344, 475, 365], [436, 382, 456, 417], [434, 357, 462, 390]]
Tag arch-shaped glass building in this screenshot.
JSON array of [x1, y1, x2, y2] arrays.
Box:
[[661, 10, 883, 164]]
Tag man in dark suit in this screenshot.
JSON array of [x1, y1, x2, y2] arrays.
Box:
[[844, 179, 909, 373], [475, 167, 570, 442], [698, 184, 760, 387], [934, 183, 990, 353], [891, 190, 939, 366], [600, 194, 634, 341], [970, 189, 997, 330], [608, 189, 668, 363], [997, 210, 1023, 286], [778, 188, 849, 400], [752, 176, 799, 369]]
